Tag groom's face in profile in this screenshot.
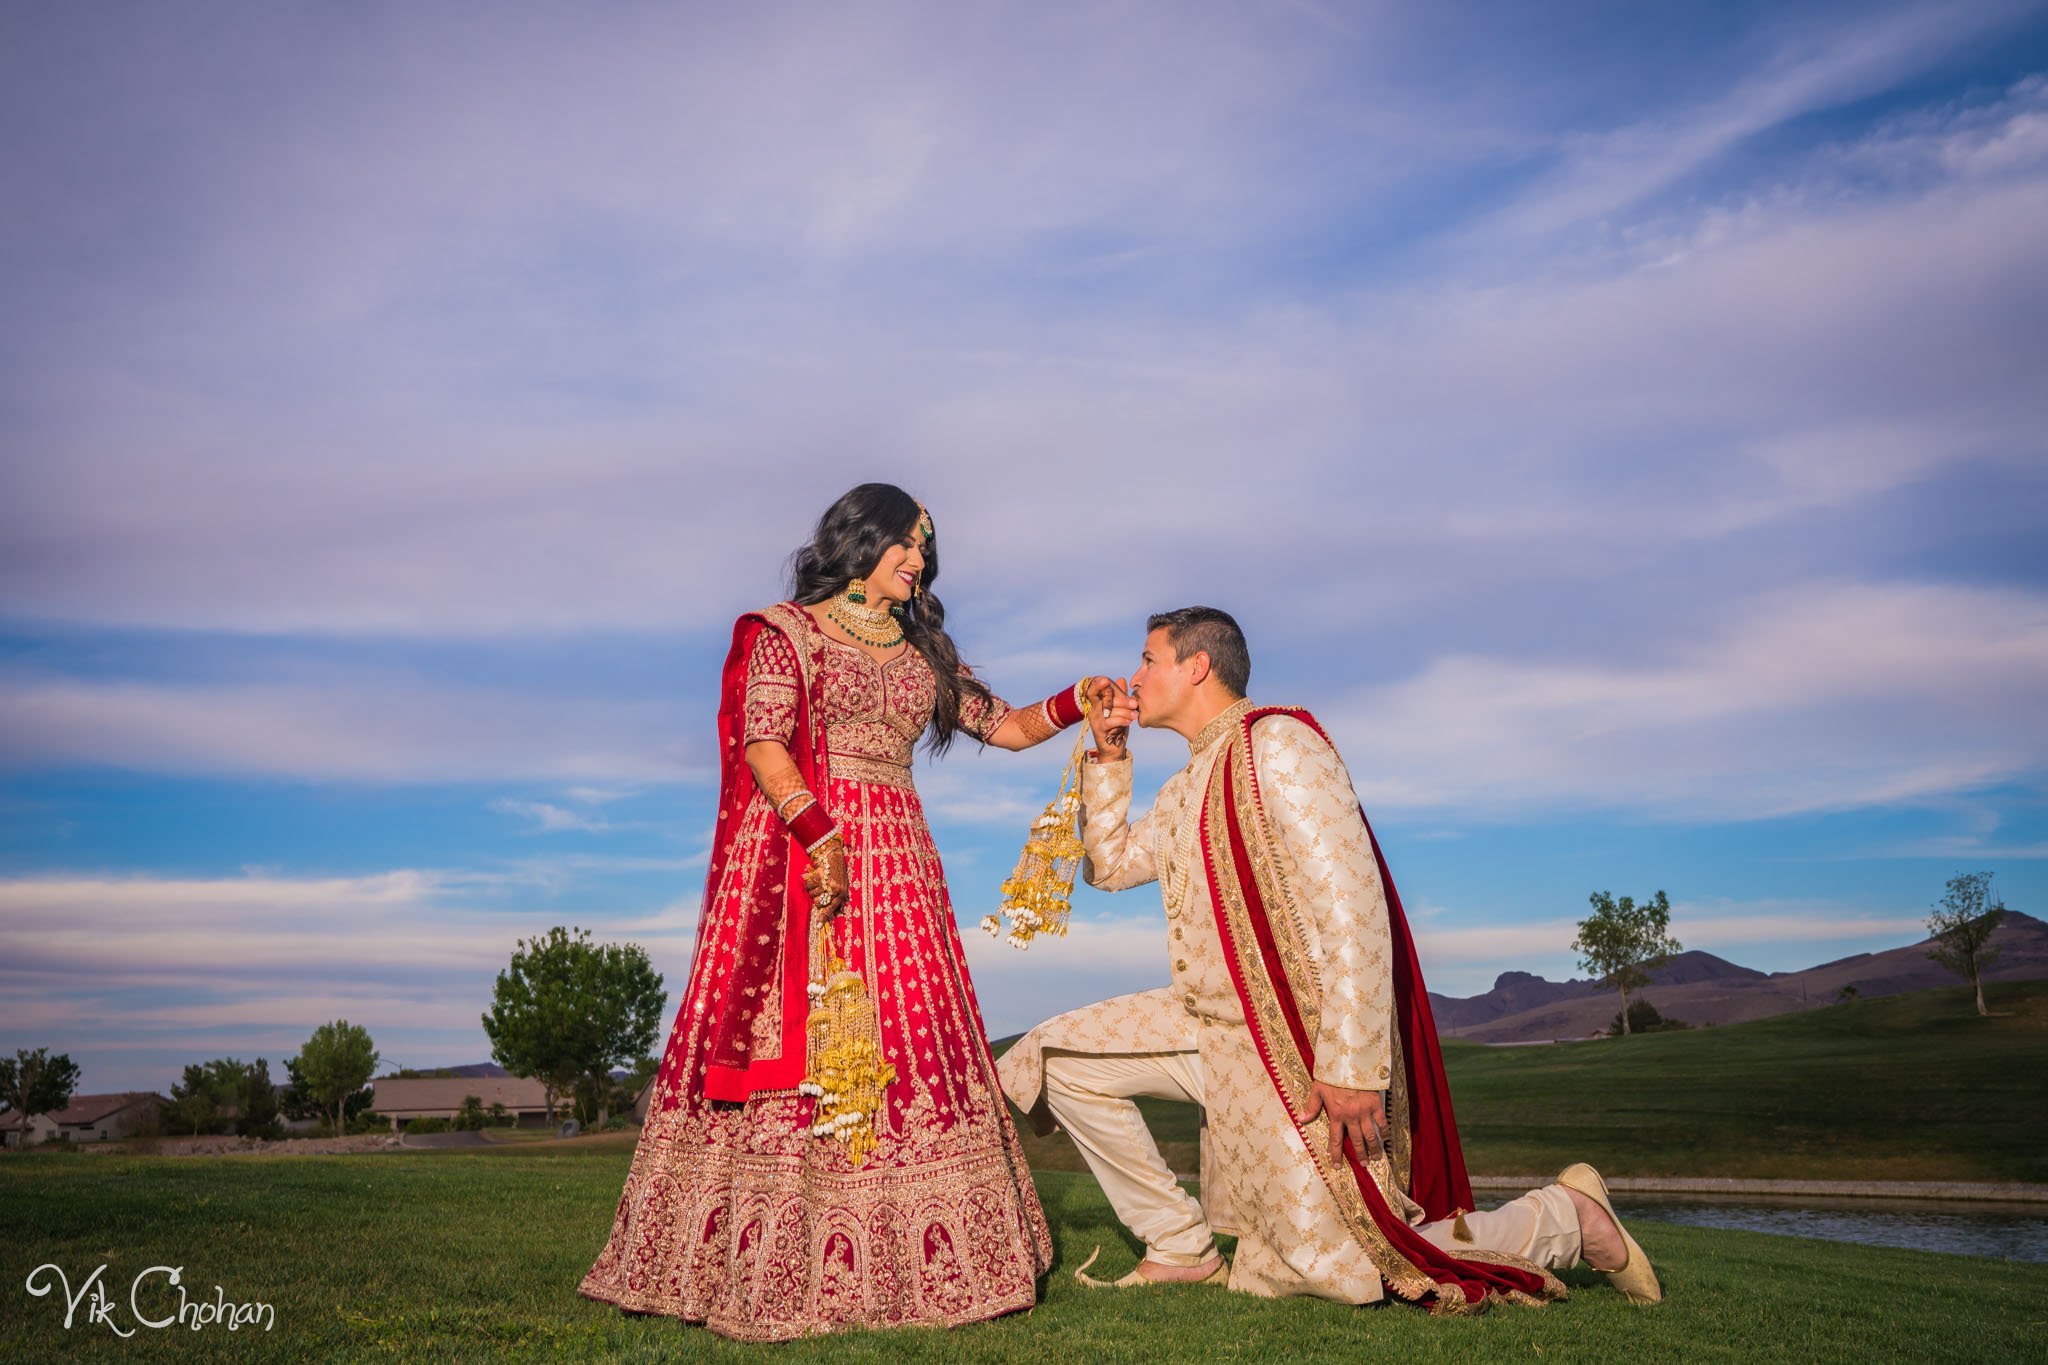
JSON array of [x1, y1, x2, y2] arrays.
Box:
[[1130, 626, 1203, 729]]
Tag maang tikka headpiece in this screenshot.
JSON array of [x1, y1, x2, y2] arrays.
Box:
[[910, 502, 935, 602]]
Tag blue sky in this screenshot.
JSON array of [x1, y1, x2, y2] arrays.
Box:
[[3, 1, 2045, 1095]]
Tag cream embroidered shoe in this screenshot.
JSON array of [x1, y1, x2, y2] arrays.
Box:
[[1556, 1162, 1664, 1304], [1073, 1245, 1230, 1288]]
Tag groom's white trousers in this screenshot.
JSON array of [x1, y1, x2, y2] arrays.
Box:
[[1041, 1047, 1582, 1284]]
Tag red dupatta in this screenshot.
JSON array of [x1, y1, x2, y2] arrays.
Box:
[[698, 604, 831, 1102], [1199, 706, 1563, 1311]]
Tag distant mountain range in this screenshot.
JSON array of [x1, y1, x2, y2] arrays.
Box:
[[423, 914, 2048, 1065], [1431, 910, 2048, 1041]]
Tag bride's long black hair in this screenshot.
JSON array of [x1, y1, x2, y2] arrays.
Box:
[[789, 482, 993, 753]]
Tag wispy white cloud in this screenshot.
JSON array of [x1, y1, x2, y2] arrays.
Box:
[[1465, 0, 2040, 247], [489, 798, 614, 834], [0, 671, 707, 782], [3, 5, 2040, 651], [0, 869, 699, 975], [0, 868, 705, 1089], [1328, 580, 2048, 818]]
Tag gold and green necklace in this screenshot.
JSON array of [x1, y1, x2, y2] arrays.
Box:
[[826, 581, 905, 648]]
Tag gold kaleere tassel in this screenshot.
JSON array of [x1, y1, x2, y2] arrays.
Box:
[[982, 729, 1090, 949], [798, 924, 896, 1167]]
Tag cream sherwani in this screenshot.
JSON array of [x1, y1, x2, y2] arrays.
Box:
[[996, 698, 1580, 1302]]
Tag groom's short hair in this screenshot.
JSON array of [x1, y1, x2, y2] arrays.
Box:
[[1147, 606, 1250, 698]]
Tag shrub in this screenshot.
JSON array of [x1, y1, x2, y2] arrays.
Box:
[[599, 1115, 635, 1132], [345, 1109, 388, 1135], [405, 1116, 451, 1134], [1608, 999, 1693, 1035], [454, 1095, 487, 1132], [486, 1101, 514, 1128]]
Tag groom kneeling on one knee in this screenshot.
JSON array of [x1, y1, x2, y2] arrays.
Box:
[[997, 606, 1660, 1308]]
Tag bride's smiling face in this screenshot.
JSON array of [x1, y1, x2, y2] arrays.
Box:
[[860, 530, 927, 608]]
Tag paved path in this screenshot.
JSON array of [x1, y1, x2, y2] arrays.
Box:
[[395, 1129, 495, 1150], [1469, 1174, 2048, 1203]]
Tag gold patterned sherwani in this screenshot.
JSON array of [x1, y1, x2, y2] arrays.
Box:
[[996, 697, 1581, 1302]]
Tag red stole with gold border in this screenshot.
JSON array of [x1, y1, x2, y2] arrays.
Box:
[[700, 604, 831, 1101], [1199, 706, 1563, 1311]]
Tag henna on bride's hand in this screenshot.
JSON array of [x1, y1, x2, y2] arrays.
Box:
[[806, 838, 850, 917], [1010, 707, 1059, 745], [754, 760, 809, 813]]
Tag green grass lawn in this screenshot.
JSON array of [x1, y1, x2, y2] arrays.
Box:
[[1006, 980, 2048, 1185], [3, 1148, 2043, 1363], [6, 981, 2041, 1360]]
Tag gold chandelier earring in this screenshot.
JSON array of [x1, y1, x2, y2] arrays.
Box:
[[845, 577, 867, 604]]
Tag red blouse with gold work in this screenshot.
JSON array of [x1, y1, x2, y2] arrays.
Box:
[[740, 620, 1012, 784]]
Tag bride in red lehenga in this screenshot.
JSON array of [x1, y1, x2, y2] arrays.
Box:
[[579, 483, 1095, 1341]]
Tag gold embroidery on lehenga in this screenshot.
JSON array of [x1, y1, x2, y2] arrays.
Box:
[[832, 755, 915, 790], [578, 607, 1053, 1340]]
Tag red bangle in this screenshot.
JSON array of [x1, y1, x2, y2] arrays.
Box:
[[1043, 679, 1087, 730], [786, 799, 836, 852]]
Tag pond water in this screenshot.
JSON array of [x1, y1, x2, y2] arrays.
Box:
[[1481, 1192, 2048, 1263]]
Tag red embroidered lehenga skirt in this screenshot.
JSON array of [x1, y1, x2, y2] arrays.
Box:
[[577, 763, 1054, 1340]]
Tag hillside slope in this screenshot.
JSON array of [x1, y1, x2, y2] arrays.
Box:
[[1436, 910, 2048, 1042], [1447, 979, 2048, 1182]]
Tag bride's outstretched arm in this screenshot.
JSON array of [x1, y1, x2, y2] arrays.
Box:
[[980, 677, 1102, 751]]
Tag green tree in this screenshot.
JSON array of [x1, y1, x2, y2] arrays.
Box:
[[1572, 889, 1681, 1037], [482, 926, 667, 1126], [0, 1047, 82, 1142], [482, 927, 589, 1123], [580, 944, 666, 1126], [168, 1062, 226, 1135], [454, 1095, 487, 1132], [238, 1058, 280, 1137], [165, 1058, 278, 1137], [1926, 871, 2006, 1017], [292, 1021, 381, 1135], [278, 1056, 318, 1122]]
